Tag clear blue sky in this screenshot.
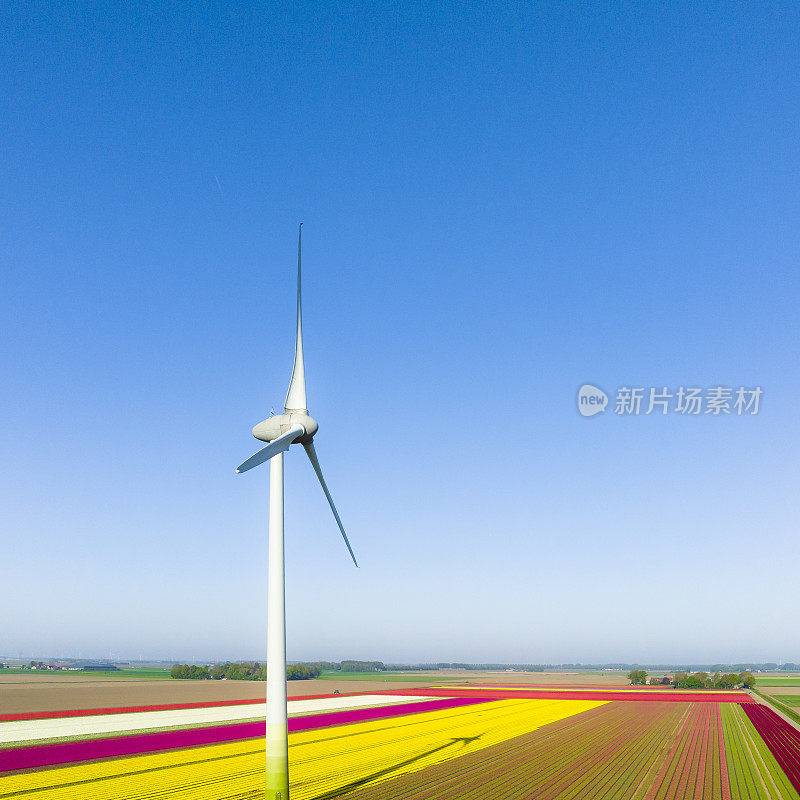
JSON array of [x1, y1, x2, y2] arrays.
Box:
[[2, 3, 799, 665]]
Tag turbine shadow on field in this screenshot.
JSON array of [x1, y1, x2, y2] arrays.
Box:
[[310, 732, 487, 799]]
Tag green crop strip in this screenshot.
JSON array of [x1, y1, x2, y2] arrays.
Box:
[[0, 669, 172, 679], [721, 703, 800, 800], [722, 704, 762, 799], [756, 679, 800, 687]]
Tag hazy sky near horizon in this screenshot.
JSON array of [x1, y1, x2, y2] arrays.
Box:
[[2, 3, 799, 665]]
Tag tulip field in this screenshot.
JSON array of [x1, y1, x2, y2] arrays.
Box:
[[1, 684, 800, 798]]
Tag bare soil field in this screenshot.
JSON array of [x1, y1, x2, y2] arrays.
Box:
[[0, 671, 628, 714], [288, 679, 430, 697], [429, 670, 630, 686], [0, 674, 427, 714], [759, 686, 800, 696]]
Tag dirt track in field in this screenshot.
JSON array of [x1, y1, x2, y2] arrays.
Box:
[[0, 671, 628, 714]]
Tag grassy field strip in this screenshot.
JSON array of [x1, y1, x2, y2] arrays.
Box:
[[0, 671, 172, 680], [721, 703, 800, 800], [0, 698, 602, 799], [756, 681, 800, 688], [0, 695, 432, 746], [771, 697, 800, 708]]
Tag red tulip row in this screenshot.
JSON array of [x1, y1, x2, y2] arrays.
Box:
[[743, 704, 800, 796]]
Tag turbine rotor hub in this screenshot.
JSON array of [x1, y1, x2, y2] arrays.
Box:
[[252, 412, 317, 444]]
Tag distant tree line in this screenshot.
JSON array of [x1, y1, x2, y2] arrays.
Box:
[[627, 670, 756, 689], [170, 662, 323, 680], [170, 664, 211, 679], [286, 664, 323, 679], [170, 660, 774, 682], [210, 662, 265, 680], [276, 660, 384, 672], [673, 671, 756, 689], [339, 661, 385, 672], [383, 664, 437, 671]]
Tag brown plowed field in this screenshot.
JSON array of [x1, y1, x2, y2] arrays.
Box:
[[429, 670, 630, 685], [0, 671, 627, 714], [0, 675, 422, 714]]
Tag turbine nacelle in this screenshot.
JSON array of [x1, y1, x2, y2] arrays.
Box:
[[252, 412, 318, 445], [236, 223, 358, 568]]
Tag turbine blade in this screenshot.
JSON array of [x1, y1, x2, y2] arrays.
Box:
[[284, 223, 307, 412], [303, 441, 358, 567], [235, 424, 304, 474]]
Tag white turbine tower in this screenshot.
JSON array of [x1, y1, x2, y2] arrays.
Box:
[[236, 223, 357, 800]]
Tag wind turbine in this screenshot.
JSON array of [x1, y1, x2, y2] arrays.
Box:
[[236, 223, 357, 800]]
